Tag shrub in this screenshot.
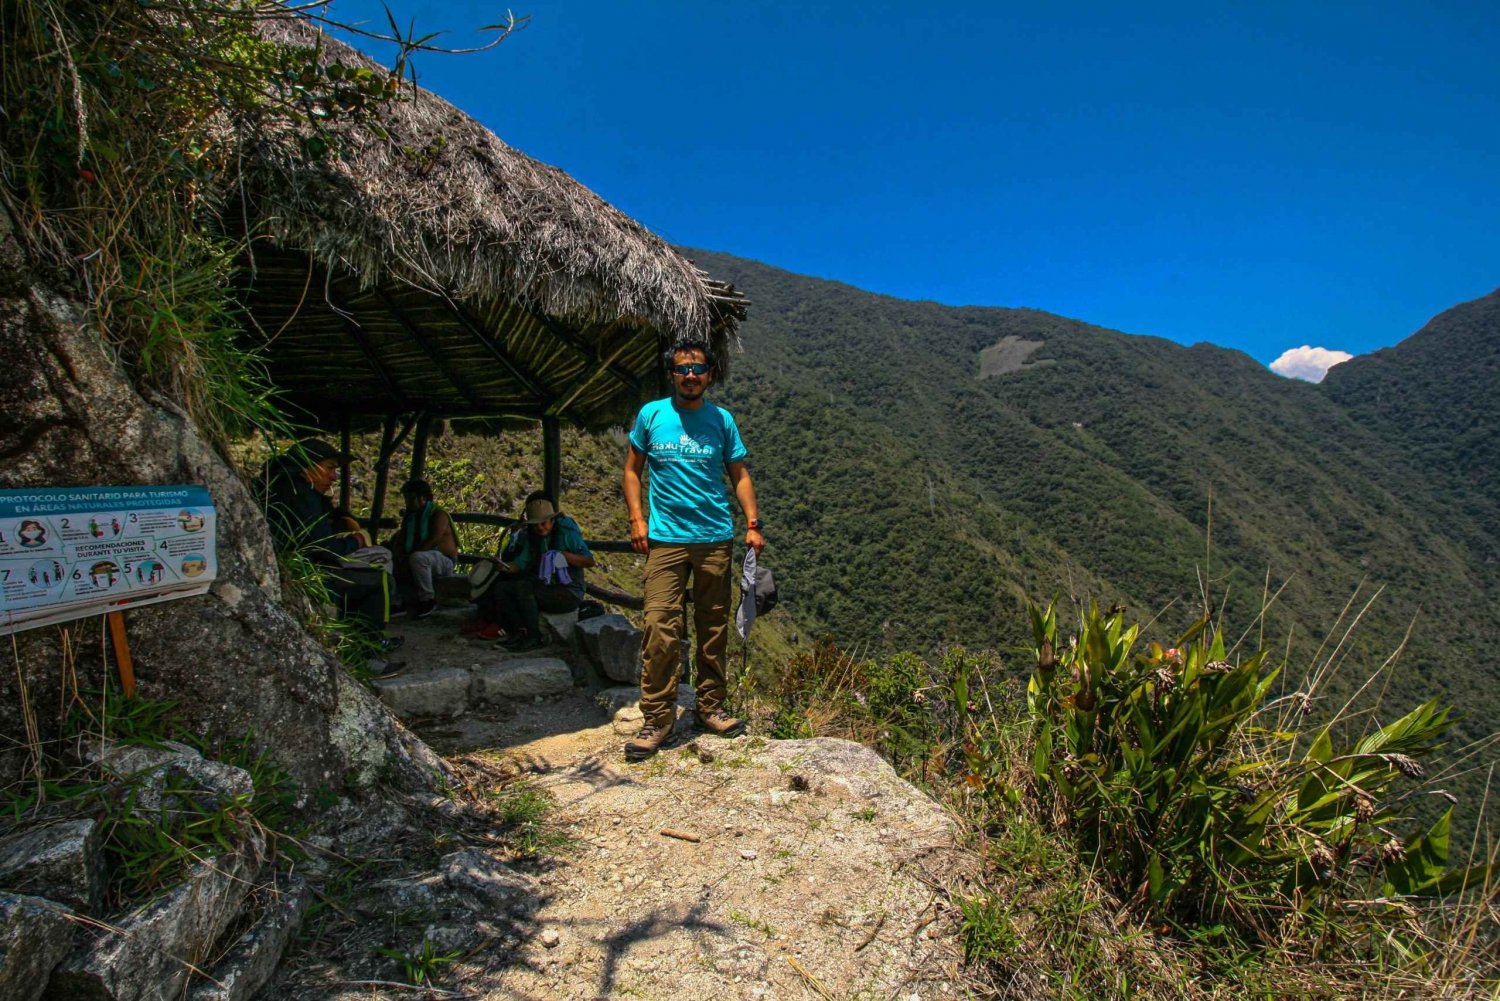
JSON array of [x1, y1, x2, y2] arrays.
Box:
[[999, 600, 1487, 949]]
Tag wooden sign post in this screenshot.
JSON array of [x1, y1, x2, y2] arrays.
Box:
[[106, 611, 137, 699]]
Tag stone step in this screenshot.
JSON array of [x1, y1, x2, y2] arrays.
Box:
[[371, 657, 573, 719], [474, 658, 574, 703], [371, 666, 473, 718]]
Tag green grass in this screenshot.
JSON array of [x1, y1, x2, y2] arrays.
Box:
[[2, 689, 306, 911], [491, 779, 571, 856], [728, 909, 778, 938], [376, 938, 463, 987]]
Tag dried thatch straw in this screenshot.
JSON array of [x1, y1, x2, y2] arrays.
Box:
[[241, 17, 742, 373]]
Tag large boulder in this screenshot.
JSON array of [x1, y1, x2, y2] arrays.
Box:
[[0, 205, 444, 796]]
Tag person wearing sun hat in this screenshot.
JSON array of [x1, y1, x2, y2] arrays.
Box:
[[476, 490, 596, 651]]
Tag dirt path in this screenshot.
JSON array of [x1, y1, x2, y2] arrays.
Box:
[[279, 683, 967, 1000], [462, 691, 964, 999]]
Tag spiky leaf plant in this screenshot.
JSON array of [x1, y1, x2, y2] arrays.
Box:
[[1019, 601, 1487, 951]]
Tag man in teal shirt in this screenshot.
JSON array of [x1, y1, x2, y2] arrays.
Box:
[[622, 341, 764, 760]]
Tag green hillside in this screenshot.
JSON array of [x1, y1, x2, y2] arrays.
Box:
[[689, 249, 1499, 769], [1323, 288, 1500, 559]]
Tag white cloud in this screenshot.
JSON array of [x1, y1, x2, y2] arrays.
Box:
[[1269, 345, 1354, 383]]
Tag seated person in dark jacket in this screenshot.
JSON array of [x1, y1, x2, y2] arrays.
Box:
[[261, 439, 399, 650], [479, 492, 595, 652]]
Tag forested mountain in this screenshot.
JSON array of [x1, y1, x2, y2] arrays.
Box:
[[692, 249, 1499, 753], [1324, 289, 1500, 555]]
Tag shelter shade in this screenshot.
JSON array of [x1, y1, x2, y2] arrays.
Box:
[[235, 20, 748, 435], [242, 247, 678, 429]]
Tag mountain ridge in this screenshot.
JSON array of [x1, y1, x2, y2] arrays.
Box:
[[683, 247, 1499, 777]]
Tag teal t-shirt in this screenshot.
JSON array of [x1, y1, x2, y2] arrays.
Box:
[[628, 397, 748, 544]]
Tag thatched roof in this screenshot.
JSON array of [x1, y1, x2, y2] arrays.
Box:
[[235, 18, 746, 429]]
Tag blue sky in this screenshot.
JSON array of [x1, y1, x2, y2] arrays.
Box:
[[323, 2, 1500, 377]]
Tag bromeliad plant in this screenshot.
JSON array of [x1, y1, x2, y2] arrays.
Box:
[[1015, 601, 1486, 946]]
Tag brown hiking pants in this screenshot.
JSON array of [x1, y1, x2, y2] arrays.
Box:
[[639, 541, 733, 730]]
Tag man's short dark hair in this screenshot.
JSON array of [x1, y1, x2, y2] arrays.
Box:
[[401, 478, 433, 500]]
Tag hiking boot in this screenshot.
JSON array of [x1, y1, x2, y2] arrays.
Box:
[[624, 722, 673, 761], [412, 599, 437, 619], [695, 708, 746, 738], [378, 635, 405, 653]]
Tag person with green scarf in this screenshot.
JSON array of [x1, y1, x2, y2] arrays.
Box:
[[478, 492, 595, 651], [384, 478, 458, 618]]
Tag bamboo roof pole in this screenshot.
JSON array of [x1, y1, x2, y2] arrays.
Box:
[[409, 413, 435, 481], [369, 414, 417, 536], [338, 417, 353, 512]]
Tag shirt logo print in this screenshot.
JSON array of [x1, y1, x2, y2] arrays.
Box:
[[651, 431, 716, 460]]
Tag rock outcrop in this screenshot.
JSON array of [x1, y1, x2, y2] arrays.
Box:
[[0, 893, 75, 1001], [0, 204, 443, 795], [0, 820, 103, 914], [0, 737, 317, 1000], [45, 828, 266, 1001], [575, 613, 644, 683]]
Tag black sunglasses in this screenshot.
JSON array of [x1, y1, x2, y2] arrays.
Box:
[[672, 363, 710, 376]]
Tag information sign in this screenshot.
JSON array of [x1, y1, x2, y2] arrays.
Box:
[[0, 485, 218, 635]]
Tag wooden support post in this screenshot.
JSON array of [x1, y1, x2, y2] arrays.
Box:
[[410, 412, 434, 481], [338, 416, 353, 513], [107, 611, 136, 698], [368, 412, 398, 538], [542, 415, 561, 503]]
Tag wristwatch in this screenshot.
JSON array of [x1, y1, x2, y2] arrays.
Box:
[[747, 519, 763, 531]]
